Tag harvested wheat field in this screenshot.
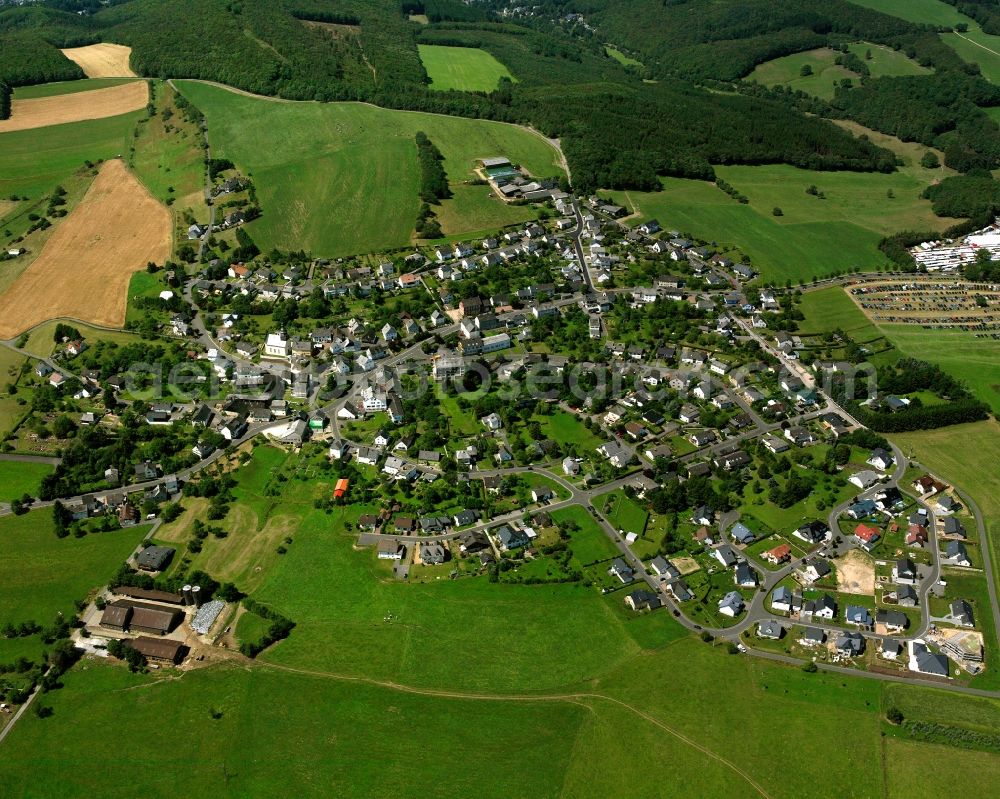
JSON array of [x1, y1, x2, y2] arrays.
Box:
[[0, 160, 170, 338], [60, 43, 137, 78], [0, 81, 147, 133]]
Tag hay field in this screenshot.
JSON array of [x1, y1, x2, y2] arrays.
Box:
[[0, 159, 170, 338], [0, 81, 148, 133], [59, 43, 137, 78]]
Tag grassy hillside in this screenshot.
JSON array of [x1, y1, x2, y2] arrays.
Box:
[[610, 162, 957, 282], [176, 80, 563, 256], [0, 111, 141, 201], [418, 45, 515, 92], [749, 43, 928, 100]]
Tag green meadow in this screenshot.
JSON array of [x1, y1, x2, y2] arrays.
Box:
[[0, 111, 142, 201], [748, 44, 927, 100], [848, 0, 967, 27], [0, 460, 54, 500], [418, 44, 516, 92], [0, 511, 146, 668], [851, 0, 1000, 85], [611, 161, 957, 282], [881, 325, 1000, 415], [175, 81, 561, 256], [605, 45, 643, 68]]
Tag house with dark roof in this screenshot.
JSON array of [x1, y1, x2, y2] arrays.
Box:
[[757, 620, 784, 640], [609, 558, 634, 584], [625, 590, 662, 612], [136, 546, 175, 572], [911, 641, 949, 677], [836, 631, 865, 657]]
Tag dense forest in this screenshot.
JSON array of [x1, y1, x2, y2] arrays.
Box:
[[4, 0, 1000, 193]]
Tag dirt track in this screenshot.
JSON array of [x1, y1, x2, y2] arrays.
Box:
[[0, 159, 171, 338], [60, 43, 137, 78], [0, 81, 147, 133]]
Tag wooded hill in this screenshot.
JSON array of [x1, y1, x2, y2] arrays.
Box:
[[3, 0, 1000, 198]]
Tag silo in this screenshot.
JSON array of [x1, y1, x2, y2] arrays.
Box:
[[182, 585, 194, 606], [191, 585, 202, 607]]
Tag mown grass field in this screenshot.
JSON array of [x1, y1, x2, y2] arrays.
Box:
[[418, 44, 516, 92], [0, 662, 586, 798], [748, 44, 928, 100], [0, 512, 146, 628], [0, 460, 54, 500], [848, 0, 966, 26], [881, 325, 1000, 414], [0, 111, 142, 202], [605, 45, 643, 68], [12, 78, 140, 100], [176, 81, 561, 257], [852, 0, 1000, 85], [610, 161, 957, 282]]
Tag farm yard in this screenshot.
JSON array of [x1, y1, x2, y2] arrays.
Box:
[[59, 43, 137, 78], [0, 81, 148, 133], [418, 45, 516, 92], [0, 159, 171, 338], [175, 80, 563, 257]]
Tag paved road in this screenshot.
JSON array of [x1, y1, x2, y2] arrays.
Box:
[[0, 453, 62, 466]]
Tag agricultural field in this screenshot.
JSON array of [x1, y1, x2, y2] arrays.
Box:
[[0, 81, 148, 134], [0, 460, 54, 500], [609, 162, 957, 283], [748, 44, 928, 100], [605, 45, 643, 68], [798, 284, 1000, 413], [0, 511, 146, 632], [418, 44, 516, 92], [175, 81, 563, 256], [59, 43, 136, 78], [432, 182, 539, 235], [747, 48, 856, 100], [851, 0, 1000, 85], [13, 78, 140, 99], [0, 159, 171, 338], [0, 111, 142, 203], [880, 325, 1000, 415], [847, 0, 967, 27], [0, 662, 586, 798]]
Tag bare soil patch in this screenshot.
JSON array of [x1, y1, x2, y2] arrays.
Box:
[[0, 81, 147, 133], [834, 549, 876, 595], [60, 43, 137, 78], [0, 159, 170, 338]]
